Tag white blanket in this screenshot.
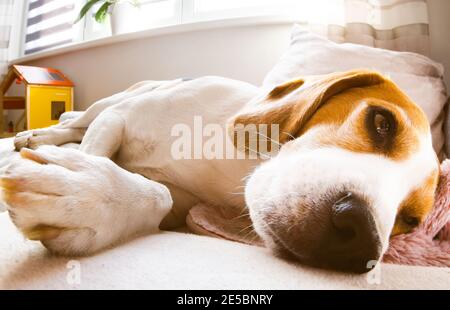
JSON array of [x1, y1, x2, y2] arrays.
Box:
[[0, 213, 449, 289]]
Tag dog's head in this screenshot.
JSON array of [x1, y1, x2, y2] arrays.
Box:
[[228, 70, 439, 273]]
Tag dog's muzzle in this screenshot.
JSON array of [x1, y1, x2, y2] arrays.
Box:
[[270, 192, 382, 274]]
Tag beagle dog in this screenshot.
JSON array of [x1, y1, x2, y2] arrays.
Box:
[[1, 70, 439, 273]]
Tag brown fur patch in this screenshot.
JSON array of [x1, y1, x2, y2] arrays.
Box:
[[229, 70, 389, 145], [268, 78, 305, 99], [305, 89, 422, 161], [230, 70, 430, 161], [391, 169, 439, 235]]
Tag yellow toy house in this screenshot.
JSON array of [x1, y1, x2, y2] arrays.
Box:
[[0, 65, 74, 137]]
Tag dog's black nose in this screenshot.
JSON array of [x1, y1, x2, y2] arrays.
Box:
[[266, 192, 382, 273], [322, 192, 381, 273]]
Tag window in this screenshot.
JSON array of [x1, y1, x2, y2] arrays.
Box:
[[16, 0, 336, 57], [183, 0, 297, 22], [103, 0, 296, 35], [24, 0, 79, 55], [83, 0, 182, 40]]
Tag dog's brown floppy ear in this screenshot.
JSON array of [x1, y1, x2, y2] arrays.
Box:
[[228, 70, 387, 149]]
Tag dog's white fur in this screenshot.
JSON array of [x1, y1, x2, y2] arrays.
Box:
[[246, 128, 436, 257], [7, 77, 261, 254], [3, 76, 437, 263]]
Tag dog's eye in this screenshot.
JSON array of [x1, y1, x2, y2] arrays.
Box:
[[374, 112, 390, 136], [366, 106, 396, 149], [392, 212, 421, 235], [403, 215, 420, 227]]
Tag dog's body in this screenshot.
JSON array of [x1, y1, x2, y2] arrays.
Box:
[[20, 77, 259, 209], [1, 70, 439, 273], [6, 77, 263, 253]]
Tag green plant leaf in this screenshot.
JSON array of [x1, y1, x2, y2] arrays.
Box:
[[95, 2, 112, 23], [74, 0, 101, 24]]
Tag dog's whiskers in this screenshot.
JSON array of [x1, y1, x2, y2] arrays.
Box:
[[229, 192, 246, 196], [231, 212, 250, 220], [242, 230, 257, 241], [252, 132, 282, 148], [239, 223, 254, 234], [241, 174, 252, 182], [244, 146, 272, 160], [282, 131, 296, 140], [247, 233, 263, 245]]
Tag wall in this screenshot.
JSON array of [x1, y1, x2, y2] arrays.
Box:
[[22, 24, 292, 110]]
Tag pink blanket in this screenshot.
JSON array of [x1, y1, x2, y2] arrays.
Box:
[[187, 160, 450, 267]]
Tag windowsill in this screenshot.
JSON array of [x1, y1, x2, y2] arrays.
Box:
[[10, 15, 297, 65]]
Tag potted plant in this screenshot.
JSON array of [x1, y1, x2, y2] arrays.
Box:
[[75, 0, 141, 35]]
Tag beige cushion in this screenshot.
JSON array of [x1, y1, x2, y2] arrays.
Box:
[[263, 25, 448, 158]]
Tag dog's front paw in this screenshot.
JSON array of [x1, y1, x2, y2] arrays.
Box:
[[1, 146, 172, 255], [14, 126, 82, 151], [15, 128, 54, 151]]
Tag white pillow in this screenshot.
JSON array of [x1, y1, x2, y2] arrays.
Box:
[[263, 25, 448, 158]]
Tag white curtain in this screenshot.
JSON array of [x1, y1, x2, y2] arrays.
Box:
[[193, 0, 431, 55], [296, 0, 430, 55], [0, 0, 13, 80]]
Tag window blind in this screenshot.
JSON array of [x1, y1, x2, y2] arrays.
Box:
[[0, 0, 13, 78], [25, 0, 76, 55]]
